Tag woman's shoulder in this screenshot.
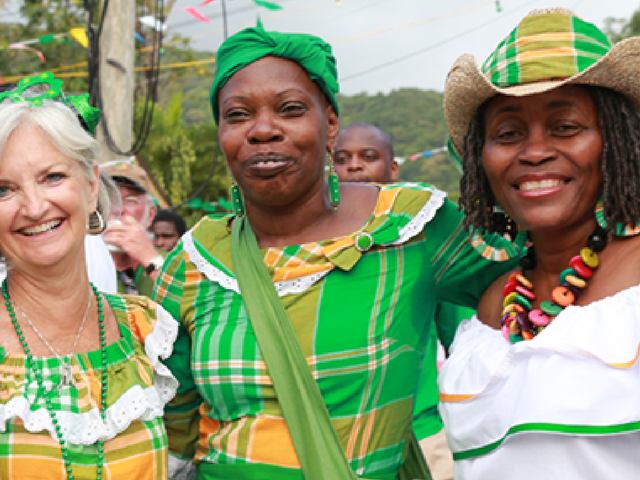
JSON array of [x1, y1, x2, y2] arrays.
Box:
[[188, 214, 233, 247], [344, 181, 449, 233], [105, 292, 178, 354]]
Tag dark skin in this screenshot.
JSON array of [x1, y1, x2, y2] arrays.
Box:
[[476, 86, 640, 328], [218, 56, 378, 248]]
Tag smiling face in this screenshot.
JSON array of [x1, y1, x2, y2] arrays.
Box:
[[482, 85, 603, 233], [217, 56, 339, 210], [0, 123, 98, 273], [334, 124, 398, 183]]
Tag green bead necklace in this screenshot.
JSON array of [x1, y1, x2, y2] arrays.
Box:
[[3, 280, 107, 480]]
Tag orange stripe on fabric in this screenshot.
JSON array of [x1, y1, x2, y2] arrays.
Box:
[[375, 188, 400, 215], [10, 456, 62, 478], [13, 426, 58, 447], [608, 342, 640, 369], [225, 416, 248, 459], [439, 392, 476, 402], [517, 47, 579, 60], [108, 450, 159, 480], [514, 32, 576, 45], [129, 309, 153, 342], [247, 416, 300, 467], [184, 269, 204, 283], [136, 358, 153, 386], [322, 237, 354, 257], [273, 264, 332, 283], [263, 248, 283, 267], [346, 415, 362, 459]]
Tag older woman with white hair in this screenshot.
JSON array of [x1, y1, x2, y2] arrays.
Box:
[[0, 73, 178, 480]]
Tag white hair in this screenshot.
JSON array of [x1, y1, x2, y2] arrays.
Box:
[[0, 100, 111, 220]]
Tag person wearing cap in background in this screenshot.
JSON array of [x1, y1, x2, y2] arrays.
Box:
[[103, 162, 165, 296], [438, 7, 640, 479], [334, 121, 471, 480]]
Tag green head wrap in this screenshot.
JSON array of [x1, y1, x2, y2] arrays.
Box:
[[210, 25, 340, 125]]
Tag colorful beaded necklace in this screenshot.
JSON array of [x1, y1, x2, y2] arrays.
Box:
[[3, 280, 107, 480], [501, 226, 608, 343]]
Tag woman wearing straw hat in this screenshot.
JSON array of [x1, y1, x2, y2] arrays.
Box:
[[438, 7, 640, 479], [155, 23, 522, 480]]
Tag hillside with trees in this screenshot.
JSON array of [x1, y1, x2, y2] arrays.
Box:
[[3, 2, 640, 219]]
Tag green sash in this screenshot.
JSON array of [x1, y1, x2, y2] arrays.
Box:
[[230, 215, 431, 480]]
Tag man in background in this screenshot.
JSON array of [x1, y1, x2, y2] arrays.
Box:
[[333, 122, 399, 183], [151, 209, 187, 253], [102, 163, 164, 296], [334, 122, 462, 480]]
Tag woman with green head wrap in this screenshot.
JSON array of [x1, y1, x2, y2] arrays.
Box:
[[156, 24, 519, 480]]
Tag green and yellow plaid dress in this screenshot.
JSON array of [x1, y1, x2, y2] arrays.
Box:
[[0, 294, 179, 480], [156, 183, 520, 480]]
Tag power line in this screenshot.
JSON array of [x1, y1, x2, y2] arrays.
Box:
[[340, 0, 541, 82]]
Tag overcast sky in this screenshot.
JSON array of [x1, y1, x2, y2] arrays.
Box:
[[168, 0, 639, 95]]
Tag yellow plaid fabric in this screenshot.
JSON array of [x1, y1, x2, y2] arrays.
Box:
[[0, 294, 178, 480]]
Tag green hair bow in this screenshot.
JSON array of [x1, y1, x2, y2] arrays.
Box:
[[0, 72, 101, 135]]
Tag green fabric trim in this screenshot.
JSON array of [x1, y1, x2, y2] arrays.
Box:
[[196, 462, 396, 480], [453, 421, 640, 461]]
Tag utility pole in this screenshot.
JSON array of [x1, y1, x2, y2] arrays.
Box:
[[96, 0, 135, 164]]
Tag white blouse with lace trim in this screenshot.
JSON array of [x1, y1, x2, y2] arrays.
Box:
[[182, 186, 446, 297], [0, 304, 179, 445]]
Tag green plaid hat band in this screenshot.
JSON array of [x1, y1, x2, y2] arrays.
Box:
[[481, 12, 612, 88]]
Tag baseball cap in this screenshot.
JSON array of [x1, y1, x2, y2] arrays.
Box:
[[104, 163, 152, 193]]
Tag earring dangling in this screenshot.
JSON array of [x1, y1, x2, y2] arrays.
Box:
[[87, 210, 105, 234], [230, 177, 245, 216], [327, 152, 340, 212]]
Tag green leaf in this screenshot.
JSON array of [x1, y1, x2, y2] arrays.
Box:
[[40, 34, 55, 44]]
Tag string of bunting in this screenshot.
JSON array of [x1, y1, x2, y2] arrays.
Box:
[[182, 0, 283, 23], [406, 146, 447, 162], [1, 0, 282, 55]]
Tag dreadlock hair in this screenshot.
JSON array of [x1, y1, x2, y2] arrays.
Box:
[[458, 85, 640, 236]]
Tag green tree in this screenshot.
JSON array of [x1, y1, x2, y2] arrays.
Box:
[[139, 92, 231, 225], [603, 5, 640, 42]]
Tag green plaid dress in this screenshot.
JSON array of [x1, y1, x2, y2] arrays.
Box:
[[0, 294, 179, 480], [156, 183, 520, 480]]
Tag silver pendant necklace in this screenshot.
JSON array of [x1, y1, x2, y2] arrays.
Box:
[[13, 294, 92, 388]]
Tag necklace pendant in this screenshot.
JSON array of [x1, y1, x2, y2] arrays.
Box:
[[60, 362, 73, 388]]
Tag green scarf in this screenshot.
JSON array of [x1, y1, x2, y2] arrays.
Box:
[[210, 24, 340, 124]]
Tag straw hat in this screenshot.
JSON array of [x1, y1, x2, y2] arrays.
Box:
[[445, 7, 640, 157], [104, 162, 152, 194]]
